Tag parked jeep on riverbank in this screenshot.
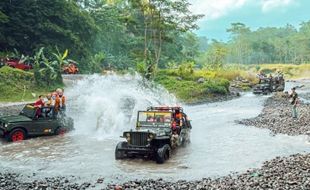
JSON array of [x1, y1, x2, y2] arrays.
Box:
[[115, 106, 192, 164], [253, 77, 285, 95], [0, 104, 74, 142]]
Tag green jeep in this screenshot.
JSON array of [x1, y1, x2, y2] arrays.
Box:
[[115, 106, 192, 164], [0, 104, 74, 142]]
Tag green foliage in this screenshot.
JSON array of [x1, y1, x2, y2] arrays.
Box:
[[154, 69, 230, 103], [0, 0, 97, 69], [0, 66, 60, 102], [177, 62, 194, 78], [199, 22, 310, 66], [31, 48, 65, 86], [136, 61, 146, 75]]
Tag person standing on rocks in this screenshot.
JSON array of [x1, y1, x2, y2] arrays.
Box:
[[289, 87, 299, 119]]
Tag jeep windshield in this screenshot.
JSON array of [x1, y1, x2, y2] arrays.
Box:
[[20, 104, 36, 118], [137, 111, 172, 128]]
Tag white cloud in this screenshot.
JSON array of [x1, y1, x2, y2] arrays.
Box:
[[189, 0, 248, 20], [189, 0, 297, 21], [261, 0, 296, 12]]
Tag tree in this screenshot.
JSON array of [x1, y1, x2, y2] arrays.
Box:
[[0, 0, 97, 63]]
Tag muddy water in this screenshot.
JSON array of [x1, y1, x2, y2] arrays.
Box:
[[0, 75, 310, 185]]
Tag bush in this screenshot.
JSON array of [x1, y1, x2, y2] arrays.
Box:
[[0, 66, 62, 102]]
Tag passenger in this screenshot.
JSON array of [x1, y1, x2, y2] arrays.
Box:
[[55, 88, 66, 113], [44, 93, 54, 117], [147, 115, 154, 122], [257, 71, 266, 84], [171, 119, 178, 132], [164, 116, 171, 122], [34, 95, 45, 118], [175, 110, 182, 127]]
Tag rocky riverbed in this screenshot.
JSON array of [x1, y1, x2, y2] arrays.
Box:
[[2, 153, 310, 190], [106, 153, 310, 190], [238, 92, 310, 136]]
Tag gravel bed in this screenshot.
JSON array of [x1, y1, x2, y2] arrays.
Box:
[[238, 92, 310, 136], [106, 153, 310, 190]]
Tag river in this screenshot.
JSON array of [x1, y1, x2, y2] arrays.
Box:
[[0, 74, 309, 187]]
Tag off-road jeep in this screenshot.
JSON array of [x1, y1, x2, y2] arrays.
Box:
[[115, 106, 192, 164], [0, 104, 74, 142], [253, 76, 285, 95]]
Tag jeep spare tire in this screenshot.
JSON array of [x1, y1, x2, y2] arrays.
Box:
[[8, 129, 26, 142], [156, 144, 171, 164]]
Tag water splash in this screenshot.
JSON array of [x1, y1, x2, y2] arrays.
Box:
[[65, 73, 178, 139]]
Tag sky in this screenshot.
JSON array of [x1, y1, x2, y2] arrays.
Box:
[[189, 0, 310, 41]]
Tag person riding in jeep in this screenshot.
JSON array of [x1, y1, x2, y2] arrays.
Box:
[[34, 95, 45, 118]]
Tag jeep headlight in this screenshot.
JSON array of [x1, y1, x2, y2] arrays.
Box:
[[147, 133, 154, 142], [4, 123, 8, 128], [125, 133, 130, 141]]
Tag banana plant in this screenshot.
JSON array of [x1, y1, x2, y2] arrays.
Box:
[[52, 47, 69, 73]]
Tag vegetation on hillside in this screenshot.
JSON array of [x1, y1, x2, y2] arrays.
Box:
[[0, 0, 202, 75], [199, 22, 310, 67], [1, 1, 310, 103], [0, 66, 61, 102]]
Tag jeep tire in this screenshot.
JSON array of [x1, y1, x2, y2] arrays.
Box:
[[115, 142, 128, 160], [7, 128, 26, 142], [156, 144, 171, 164]]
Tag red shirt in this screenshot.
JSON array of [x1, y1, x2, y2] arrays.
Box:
[[34, 99, 44, 108]]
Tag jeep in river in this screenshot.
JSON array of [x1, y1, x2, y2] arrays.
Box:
[[0, 104, 74, 142], [115, 106, 192, 164], [253, 76, 285, 95]]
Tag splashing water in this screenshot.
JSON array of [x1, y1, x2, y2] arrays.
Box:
[[65, 74, 177, 139]]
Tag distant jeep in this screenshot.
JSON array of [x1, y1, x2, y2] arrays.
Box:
[[115, 106, 192, 164], [253, 76, 285, 95], [0, 104, 74, 142]]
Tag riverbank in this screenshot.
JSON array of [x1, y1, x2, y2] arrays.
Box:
[[238, 92, 310, 136], [154, 69, 252, 104], [1, 152, 310, 190], [106, 153, 310, 189]]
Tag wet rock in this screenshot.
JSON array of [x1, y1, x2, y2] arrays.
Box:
[[197, 78, 205, 83]]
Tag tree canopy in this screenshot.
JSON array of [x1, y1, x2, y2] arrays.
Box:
[[0, 0, 202, 74]]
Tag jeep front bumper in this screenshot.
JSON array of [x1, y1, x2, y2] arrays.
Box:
[[119, 146, 154, 155]]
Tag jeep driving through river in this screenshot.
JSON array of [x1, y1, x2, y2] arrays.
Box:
[[115, 106, 192, 164], [0, 104, 74, 142], [253, 75, 285, 95]]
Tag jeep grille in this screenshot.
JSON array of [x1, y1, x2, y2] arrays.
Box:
[[129, 132, 148, 146]]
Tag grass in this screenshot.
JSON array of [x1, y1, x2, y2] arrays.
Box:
[[254, 64, 310, 79], [154, 69, 230, 103], [0, 66, 62, 102], [155, 63, 310, 103]]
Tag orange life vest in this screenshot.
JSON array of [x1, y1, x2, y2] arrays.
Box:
[[55, 95, 66, 111]]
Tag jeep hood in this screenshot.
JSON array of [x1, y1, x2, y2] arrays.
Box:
[[0, 115, 32, 123], [135, 127, 171, 136]]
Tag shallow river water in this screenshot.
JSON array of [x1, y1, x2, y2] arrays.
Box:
[[0, 75, 309, 186]]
